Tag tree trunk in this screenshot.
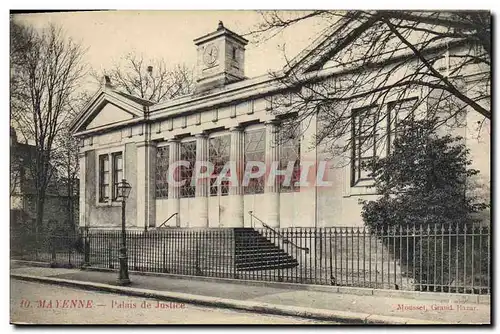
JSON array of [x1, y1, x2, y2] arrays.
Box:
[[68, 180, 75, 234], [66, 154, 72, 234], [35, 194, 45, 251]]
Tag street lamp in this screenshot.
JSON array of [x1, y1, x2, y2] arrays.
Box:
[[116, 179, 132, 285]]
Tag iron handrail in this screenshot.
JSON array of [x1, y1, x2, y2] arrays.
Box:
[[157, 213, 178, 229], [248, 211, 309, 253]]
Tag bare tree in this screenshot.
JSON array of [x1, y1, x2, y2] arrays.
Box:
[[10, 132, 22, 197], [51, 91, 92, 232], [10, 19, 87, 234], [52, 127, 80, 232], [93, 52, 195, 102], [10, 164, 21, 196], [250, 11, 490, 160]]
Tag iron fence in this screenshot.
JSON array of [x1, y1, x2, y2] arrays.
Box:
[[81, 228, 235, 277], [10, 222, 490, 295], [254, 223, 491, 294], [11, 231, 84, 268]]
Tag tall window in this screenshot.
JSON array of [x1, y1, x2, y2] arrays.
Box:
[[99, 155, 110, 203], [244, 129, 266, 194], [279, 127, 301, 192], [387, 98, 418, 152], [99, 151, 124, 203], [351, 106, 379, 186], [155, 145, 169, 199], [112, 152, 123, 200], [209, 135, 230, 196], [180, 141, 196, 198]]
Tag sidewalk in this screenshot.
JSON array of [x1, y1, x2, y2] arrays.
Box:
[[10, 264, 490, 324]]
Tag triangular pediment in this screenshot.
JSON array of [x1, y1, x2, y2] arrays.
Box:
[[70, 88, 150, 135], [84, 102, 136, 130], [284, 12, 462, 78], [283, 13, 378, 77]]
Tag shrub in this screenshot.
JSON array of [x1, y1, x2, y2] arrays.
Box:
[[361, 117, 489, 291]]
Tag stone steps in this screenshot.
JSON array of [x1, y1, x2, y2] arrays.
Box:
[[234, 228, 299, 272]]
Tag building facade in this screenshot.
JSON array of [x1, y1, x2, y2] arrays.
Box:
[[10, 127, 79, 235], [70, 21, 490, 230]]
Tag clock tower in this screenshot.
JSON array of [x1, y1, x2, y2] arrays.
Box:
[[194, 21, 248, 92]]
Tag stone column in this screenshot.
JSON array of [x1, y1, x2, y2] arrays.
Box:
[[265, 120, 280, 228], [194, 133, 209, 227], [136, 141, 157, 229], [78, 151, 86, 228], [228, 126, 244, 227], [168, 139, 181, 227]]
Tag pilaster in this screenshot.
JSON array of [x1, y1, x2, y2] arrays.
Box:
[[168, 139, 181, 227], [265, 120, 280, 228], [228, 126, 244, 227], [78, 151, 86, 227], [194, 133, 209, 227], [136, 141, 157, 229]]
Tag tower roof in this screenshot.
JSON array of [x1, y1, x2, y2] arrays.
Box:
[[193, 21, 248, 46]]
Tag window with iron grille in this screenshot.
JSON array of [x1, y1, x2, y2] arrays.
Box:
[[209, 135, 230, 196], [99, 154, 110, 203], [279, 127, 301, 192], [111, 152, 123, 201], [180, 141, 196, 198], [351, 106, 379, 186], [244, 129, 266, 194], [155, 145, 169, 199]]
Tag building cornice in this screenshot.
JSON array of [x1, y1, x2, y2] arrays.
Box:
[[147, 39, 471, 124], [71, 18, 477, 139]]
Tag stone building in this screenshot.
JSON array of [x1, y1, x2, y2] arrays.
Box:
[[70, 20, 490, 231], [10, 127, 79, 235]]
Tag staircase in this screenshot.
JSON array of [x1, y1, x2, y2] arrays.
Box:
[[234, 228, 299, 271]]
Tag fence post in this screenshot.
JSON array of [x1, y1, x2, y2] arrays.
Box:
[[68, 230, 73, 268], [277, 229, 283, 282], [33, 219, 39, 262], [50, 234, 56, 267], [82, 227, 91, 268], [134, 232, 138, 271], [108, 240, 113, 269], [233, 230, 239, 279], [195, 232, 203, 276], [163, 233, 168, 273]]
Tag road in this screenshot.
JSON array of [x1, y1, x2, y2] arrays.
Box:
[[10, 279, 338, 324]]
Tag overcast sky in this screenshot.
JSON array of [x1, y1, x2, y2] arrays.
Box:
[[13, 10, 330, 91]]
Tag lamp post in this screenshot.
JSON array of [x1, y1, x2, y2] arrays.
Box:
[[117, 179, 132, 285]]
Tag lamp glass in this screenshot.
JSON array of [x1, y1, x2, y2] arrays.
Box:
[[117, 179, 132, 200]]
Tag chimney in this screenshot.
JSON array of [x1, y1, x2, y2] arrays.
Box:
[[217, 20, 224, 31], [10, 126, 17, 146], [104, 75, 112, 88]]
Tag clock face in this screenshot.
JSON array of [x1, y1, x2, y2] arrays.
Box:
[[203, 44, 219, 67]]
